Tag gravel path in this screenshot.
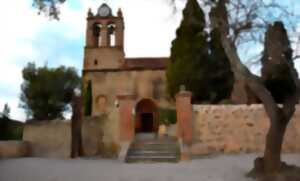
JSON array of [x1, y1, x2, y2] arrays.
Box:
[[0, 154, 299, 181]]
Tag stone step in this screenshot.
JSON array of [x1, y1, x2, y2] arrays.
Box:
[[128, 151, 179, 157], [132, 141, 177, 146], [131, 141, 178, 146], [128, 150, 178, 154], [130, 145, 178, 150], [135, 134, 177, 141], [135, 133, 156, 140], [125, 136, 180, 163], [126, 155, 179, 163], [127, 155, 178, 159]]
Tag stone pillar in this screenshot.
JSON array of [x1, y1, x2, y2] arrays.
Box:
[[117, 94, 134, 142], [100, 26, 110, 47], [115, 15, 124, 50], [176, 89, 193, 160], [85, 20, 97, 48], [117, 94, 134, 162]]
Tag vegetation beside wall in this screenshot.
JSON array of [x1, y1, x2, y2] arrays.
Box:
[[0, 118, 24, 140], [166, 0, 233, 103], [20, 62, 80, 120], [159, 108, 177, 125], [84, 80, 92, 116]]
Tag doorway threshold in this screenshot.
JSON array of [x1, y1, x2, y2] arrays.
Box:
[[135, 133, 156, 140]]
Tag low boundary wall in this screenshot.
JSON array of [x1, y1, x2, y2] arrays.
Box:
[[190, 104, 300, 156]]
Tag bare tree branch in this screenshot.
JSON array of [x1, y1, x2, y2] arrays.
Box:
[[293, 55, 300, 61]]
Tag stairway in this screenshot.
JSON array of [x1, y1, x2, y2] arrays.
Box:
[[125, 133, 180, 163]]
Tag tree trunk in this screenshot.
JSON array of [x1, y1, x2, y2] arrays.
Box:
[[263, 116, 289, 174], [210, 0, 300, 177], [71, 95, 84, 158]]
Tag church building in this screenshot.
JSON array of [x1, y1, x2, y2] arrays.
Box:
[[82, 4, 172, 136]]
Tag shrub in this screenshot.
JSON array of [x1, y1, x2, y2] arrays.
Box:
[[159, 108, 177, 125], [0, 118, 24, 140]]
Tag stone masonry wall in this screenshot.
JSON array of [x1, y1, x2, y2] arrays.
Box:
[[0, 141, 31, 158], [83, 69, 170, 117], [23, 117, 106, 158], [190, 104, 300, 156]]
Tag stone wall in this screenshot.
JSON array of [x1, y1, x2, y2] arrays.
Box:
[[0, 141, 30, 158], [83, 70, 170, 116], [21, 104, 300, 159], [23, 117, 105, 158], [84, 47, 125, 70], [23, 120, 71, 158], [190, 104, 300, 156]]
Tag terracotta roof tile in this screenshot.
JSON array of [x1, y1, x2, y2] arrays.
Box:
[[123, 57, 168, 70]]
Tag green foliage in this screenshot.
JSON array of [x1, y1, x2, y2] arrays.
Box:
[[166, 0, 233, 103], [20, 62, 81, 121], [159, 108, 177, 125], [0, 118, 24, 140], [33, 0, 66, 20], [208, 28, 234, 102], [262, 22, 296, 103], [264, 64, 296, 103], [84, 81, 92, 116], [167, 0, 209, 101], [218, 99, 233, 105], [0, 103, 10, 119]]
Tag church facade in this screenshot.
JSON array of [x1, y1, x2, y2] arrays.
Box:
[[82, 4, 173, 138], [81, 4, 261, 159]]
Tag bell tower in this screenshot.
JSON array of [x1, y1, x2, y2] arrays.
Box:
[[84, 3, 125, 70]]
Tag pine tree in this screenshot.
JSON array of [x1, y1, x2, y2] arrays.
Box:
[[261, 21, 295, 103], [166, 0, 233, 103], [166, 0, 210, 102], [208, 28, 234, 103]]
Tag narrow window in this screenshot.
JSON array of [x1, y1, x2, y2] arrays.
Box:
[[93, 23, 102, 47], [108, 24, 116, 47]]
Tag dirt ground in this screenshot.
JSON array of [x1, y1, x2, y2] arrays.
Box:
[[0, 154, 299, 181]]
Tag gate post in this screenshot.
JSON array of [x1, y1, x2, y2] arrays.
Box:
[[117, 94, 134, 162], [176, 88, 193, 160], [117, 94, 135, 142]]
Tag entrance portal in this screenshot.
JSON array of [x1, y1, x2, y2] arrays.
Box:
[[140, 113, 154, 132], [135, 99, 158, 133]]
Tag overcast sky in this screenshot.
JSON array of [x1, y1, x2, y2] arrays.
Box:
[[0, 0, 299, 121], [0, 0, 185, 121]]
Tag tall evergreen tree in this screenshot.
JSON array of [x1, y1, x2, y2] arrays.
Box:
[[167, 0, 233, 103], [208, 28, 234, 102], [167, 0, 210, 102], [261, 21, 295, 103], [84, 80, 92, 116]]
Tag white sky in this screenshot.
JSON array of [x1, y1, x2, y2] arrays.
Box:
[[0, 0, 183, 121]]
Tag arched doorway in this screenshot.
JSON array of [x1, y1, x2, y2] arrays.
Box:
[[135, 99, 159, 133]]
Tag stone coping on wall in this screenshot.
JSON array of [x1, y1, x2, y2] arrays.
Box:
[[193, 104, 300, 110], [25, 119, 71, 125]]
